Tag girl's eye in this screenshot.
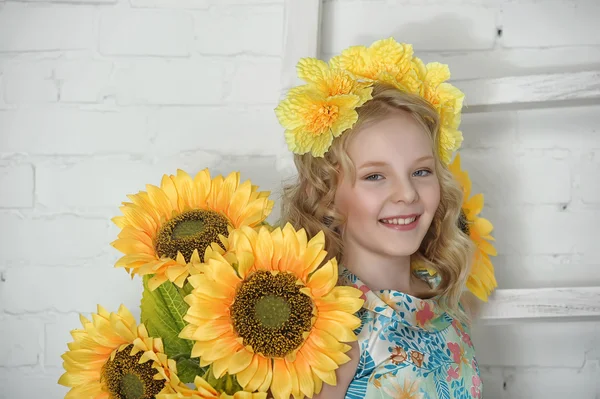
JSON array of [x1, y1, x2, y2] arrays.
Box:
[[413, 169, 432, 177], [365, 174, 383, 181]]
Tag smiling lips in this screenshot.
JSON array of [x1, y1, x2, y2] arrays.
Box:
[[379, 214, 420, 231]]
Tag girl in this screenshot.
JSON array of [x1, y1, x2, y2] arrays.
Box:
[[276, 38, 481, 399]]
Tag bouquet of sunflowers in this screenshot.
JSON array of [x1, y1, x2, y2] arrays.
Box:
[[58, 169, 365, 399]]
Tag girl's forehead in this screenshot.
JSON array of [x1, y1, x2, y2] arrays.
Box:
[[347, 116, 434, 162]]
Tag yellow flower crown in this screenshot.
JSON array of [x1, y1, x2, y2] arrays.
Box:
[[275, 37, 465, 163]]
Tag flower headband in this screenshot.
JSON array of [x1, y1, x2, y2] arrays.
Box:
[[275, 37, 465, 164]]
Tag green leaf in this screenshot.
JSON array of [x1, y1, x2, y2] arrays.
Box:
[[176, 357, 206, 384], [140, 275, 192, 359]]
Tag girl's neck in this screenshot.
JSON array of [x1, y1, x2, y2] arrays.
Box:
[[341, 247, 430, 298]]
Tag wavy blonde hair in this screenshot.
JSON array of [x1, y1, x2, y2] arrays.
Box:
[[279, 83, 474, 319]]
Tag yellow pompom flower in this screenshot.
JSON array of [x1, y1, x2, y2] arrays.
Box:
[[412, 59, 465, 163], [277, 37, 465, 162], [449, 154, 498, 301], [180, 224, 364, 399], [58, 305, 177, 399], [111, 169, 274, 291], [330, 38, 415, 85], [275, 58, 373, 157]]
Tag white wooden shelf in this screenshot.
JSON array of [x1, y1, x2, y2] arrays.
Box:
[[479, 287, 600, 324], [459, 70, 600, 110]]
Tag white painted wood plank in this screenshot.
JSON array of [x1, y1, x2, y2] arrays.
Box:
[[280, 0, 322, 91], [480, 286, 600, 322], [460, 70, 600, 109]]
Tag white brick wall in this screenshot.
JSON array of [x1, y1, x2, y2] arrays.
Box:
[[1, 0, 599, 398]]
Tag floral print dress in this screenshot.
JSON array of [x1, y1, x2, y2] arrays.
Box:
[[339, 268, 482, 399]]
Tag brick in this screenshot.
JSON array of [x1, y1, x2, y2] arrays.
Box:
[[35, 152, 221, 210], [3, 62, 58, 103], [502, 2, 600, 48], [460, 111, 518, 150], [418, 46, 600, 80], [8, 0, 115, 3], [114, 59, 225, 105], [195, 6, 283, 56], [473, 321, 600, 368], [227, 58, 281, 104], [0, 107, 150, 154], [154, 106, 284, 156], [130, 0, 208, 8], [0, 4, 94, 52], [0, 164, 34, 207], [45, 313, 82, 367], [459, 149, 571, 206], [578, 150, 600, 204], [0, 266, 143, 313], [0, 213, 112, 264], [99, 10, 193, 56], [54, 60, 114, 103], [515, 104, 600, 150], [0, 316, 43, 366], [321, 3, 497, 54], [482, 206, 599, 255], [0, 367, 70, 399], [219, 0, 283, 3]]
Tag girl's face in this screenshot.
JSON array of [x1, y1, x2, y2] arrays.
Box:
[[334, 111, 441, 260]]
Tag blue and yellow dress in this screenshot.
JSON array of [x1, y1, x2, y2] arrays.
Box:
[[339, 268, 482, 399]]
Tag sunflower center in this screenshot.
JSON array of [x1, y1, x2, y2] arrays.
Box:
[[231, 270, 313, 358], [121, 374, 144, 399], [101, 344, 165, 399], [458, 210, 470, 235], [155, 209, 229, 262], [255, 295, 291, 328]]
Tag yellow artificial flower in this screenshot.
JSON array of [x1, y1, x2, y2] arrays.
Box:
[[58, 304, 177, 399], [278, 37, 465, 162], [449, 154, 498, 301], [180, 224, 364, 399], [111, 169, 274, 291], [275, 58, 373, 157], [411, 58, 465, 164], [157, 374, 267, 399], [330, 38, 415, 84]]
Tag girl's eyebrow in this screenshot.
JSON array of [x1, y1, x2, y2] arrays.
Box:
[[358, 155, 434, 170]]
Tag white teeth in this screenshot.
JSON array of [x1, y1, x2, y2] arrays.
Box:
[[381, 216, 417, 225]]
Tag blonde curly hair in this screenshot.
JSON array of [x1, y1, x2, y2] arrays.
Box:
[[279, 83, 474, 318]]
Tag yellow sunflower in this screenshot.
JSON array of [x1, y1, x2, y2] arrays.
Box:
[[449, 154, 498, 301], [155, 359, 266, 399], [275, 58, 373, 158], [111, 169, 274, 291], [180, 224, 364, 399], [158, 374, 267, 399], [58, 304, 177, 399]]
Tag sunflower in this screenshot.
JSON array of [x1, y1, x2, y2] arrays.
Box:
[[157, 374, 267, 399], [180, 224, 364, 399], [58, 304, 177, 399], [449, 154, 498, 301], [111, 169, 274, 291], [156, 359, 266, 399]]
